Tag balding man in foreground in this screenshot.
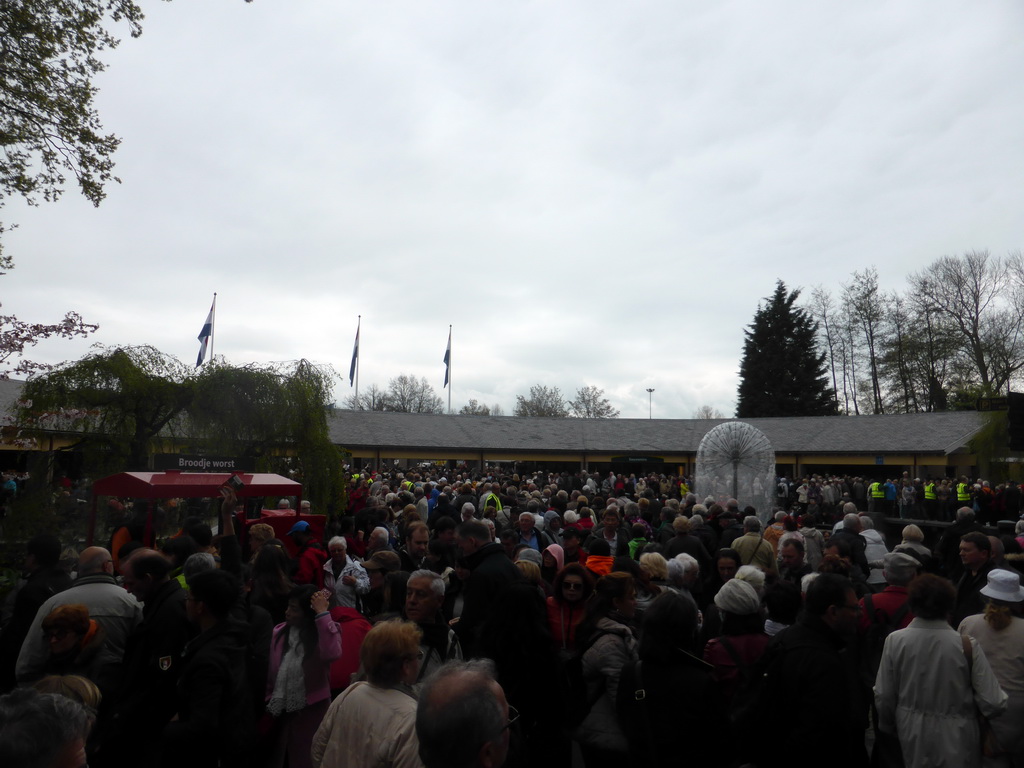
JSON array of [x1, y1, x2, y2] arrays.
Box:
[[0, 687, 92, 768], [417, 660, 510, 768], [16, 546, 142, 684]]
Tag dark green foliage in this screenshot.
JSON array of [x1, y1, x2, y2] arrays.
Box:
[[185, 358, 346, 510], [19, 345, 192, 472], [0, 0, 149, 259], [17, 348, 345, 511], [736, 281, 835, 418]]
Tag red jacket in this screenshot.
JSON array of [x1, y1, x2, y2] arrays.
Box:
[[328, 607, 373, 692], [704, 633, 771, 704], [858, 585, 913, 635], [546, 596, 585, 654], [294, 544, 328, 589]]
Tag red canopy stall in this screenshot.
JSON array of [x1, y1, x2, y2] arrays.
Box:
[[88, 470, 308, 547]]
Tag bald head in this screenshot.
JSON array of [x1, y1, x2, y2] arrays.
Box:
[[417, 660, 508, 768], [124, 547, 160, 564], [78, 547, 113, 576]]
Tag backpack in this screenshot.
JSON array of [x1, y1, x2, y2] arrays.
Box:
[[716, 636, 754, 690], [562, 629, 613, 728], [727, 640, 787, 764], [859, 593, 910, 688]]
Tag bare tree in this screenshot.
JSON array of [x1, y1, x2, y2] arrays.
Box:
[[837, 303, 860, 414], [459, 399, 491, 415], [386, 374, 444, 413], [843, 268, 887, 413], [912, 251, 1024, 394], [692, 405, 724, 419], [343, 383, 388, 411], [514, 385, 568, 417], [809, 286, 841, 413], [569, 385, 619, 418]]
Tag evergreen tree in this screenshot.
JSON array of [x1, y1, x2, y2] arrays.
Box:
[[736, 281, 835, 418]]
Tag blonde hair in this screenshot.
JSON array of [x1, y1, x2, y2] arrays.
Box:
[[33, 674, 102, 711], [360, 619, 423, 686], [901, 524, 924, 543], [639, 552, 669, 581], [515, 560, 542, 585], [249, 523, 275, 548], [984, 602, 1014, 631]]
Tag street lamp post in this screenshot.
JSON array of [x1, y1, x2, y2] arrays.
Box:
[[646, 388, 655, 419]]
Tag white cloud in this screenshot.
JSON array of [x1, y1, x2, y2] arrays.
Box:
[[4, 0, 1023, 419]]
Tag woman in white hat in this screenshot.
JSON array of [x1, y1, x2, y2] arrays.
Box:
[[959, 569, 1024, 767]]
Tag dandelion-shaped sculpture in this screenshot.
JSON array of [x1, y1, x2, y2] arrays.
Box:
[[695, 422, 775, 524]]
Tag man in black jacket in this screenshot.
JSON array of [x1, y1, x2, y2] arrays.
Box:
[[831, 511, 871, 579], [454, 520, 520, 658], [161, 570, 254, 768], [582, 507, 631, 557], [951, 531, 995, 627], [103, 551, 191, 768], [0, 534, 72, 691], [749, 574, 865, 768], [663, 516, 711, 574], [935, 507, 986, 580]]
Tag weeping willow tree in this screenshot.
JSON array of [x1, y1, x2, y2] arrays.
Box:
[[17, 348, 346, 511], [17, 345, 194, 473], [188, 359, 345, 511]]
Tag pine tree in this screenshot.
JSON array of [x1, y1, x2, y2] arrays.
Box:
[[736, 281, 836, 418]]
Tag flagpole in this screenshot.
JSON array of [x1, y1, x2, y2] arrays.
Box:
[[355, 315, 360, 403], [209, 293, 217, 362], [448, 325, 452, 414]]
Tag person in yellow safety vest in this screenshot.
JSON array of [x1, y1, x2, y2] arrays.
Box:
[[482, 490, 502, 512], [924, 480, 937, 520], [868, 480, 884, 513], [957, 478, 971, 504]]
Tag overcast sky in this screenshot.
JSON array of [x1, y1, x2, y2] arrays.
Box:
[[5, 1, 1023, 418]]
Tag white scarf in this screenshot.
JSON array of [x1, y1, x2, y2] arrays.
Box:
[[267, 626, 308, 715]]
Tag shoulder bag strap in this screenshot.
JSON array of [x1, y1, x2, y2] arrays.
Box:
[[717, 635, 748, 674], [632, 661, 662, 764], [864, 593, 876, 622]]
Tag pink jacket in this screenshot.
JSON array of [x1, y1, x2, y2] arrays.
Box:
[[267, 613, 343, 706]]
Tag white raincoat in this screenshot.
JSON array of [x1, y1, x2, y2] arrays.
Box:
[[874, 617, 1007, 768]]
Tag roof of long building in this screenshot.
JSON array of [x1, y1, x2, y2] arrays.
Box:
[[0, 376, 987, 457], [327, 408, 987, 456]]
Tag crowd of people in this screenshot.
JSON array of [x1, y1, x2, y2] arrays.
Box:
[[2, 466, 1024, 768]]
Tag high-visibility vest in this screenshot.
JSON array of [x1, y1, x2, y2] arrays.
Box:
[[484, 492, 503, 512], [924, 483, 936, 501], [957, 482, 970, 502], [869, 482, 885, 499]]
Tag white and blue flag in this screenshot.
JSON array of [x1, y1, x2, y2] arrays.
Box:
[[349, 320, 360, 386], [443, 328, 451, 388], [196, 296, 216, 367]]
